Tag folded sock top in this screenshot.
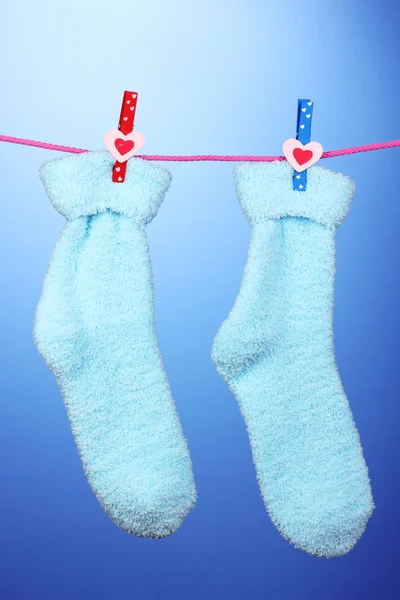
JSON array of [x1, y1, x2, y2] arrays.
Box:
[[234, 161, 356, 228], [40, 151, 172, 223]]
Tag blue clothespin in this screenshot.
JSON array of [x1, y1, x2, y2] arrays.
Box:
[[293, 99, 314, 191]]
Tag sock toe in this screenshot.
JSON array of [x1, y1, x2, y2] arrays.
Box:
[[270, 489, 374, 557], [95, 474, 197, 538]]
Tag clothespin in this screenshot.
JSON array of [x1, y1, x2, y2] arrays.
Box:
[[104, 91, 145, 183], [293, 99, 313, 191], [112, 91, 138, 182], [282, 99, 323, 191]]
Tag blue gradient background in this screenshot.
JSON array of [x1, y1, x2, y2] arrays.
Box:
[[0, 1, 399, 598]]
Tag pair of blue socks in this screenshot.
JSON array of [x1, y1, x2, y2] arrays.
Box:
[[35, 151, 373, 556]]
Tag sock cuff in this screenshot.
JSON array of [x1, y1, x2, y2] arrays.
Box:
[[234, 161, 355, 228], [40, 151, 172, 223]]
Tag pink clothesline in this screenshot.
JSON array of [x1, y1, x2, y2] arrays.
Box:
[[0, 134, 399, 162]]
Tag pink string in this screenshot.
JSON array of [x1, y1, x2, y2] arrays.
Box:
[[0, 134, 399, 161], [0, 135, 87, 154]]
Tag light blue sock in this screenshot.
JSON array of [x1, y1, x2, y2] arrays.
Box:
[[212, 161, 374, 557], [34, 151, 196, 538]]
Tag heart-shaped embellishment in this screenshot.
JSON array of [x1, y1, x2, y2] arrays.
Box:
[[115, 138, 134, 155], [282, 138, 323, 173], [293, 147, 313, 165], [104, 130, 145, 162]]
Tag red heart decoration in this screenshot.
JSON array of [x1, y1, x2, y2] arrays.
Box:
[[293, 148, 313, 166], [115, 138, 135, 155]]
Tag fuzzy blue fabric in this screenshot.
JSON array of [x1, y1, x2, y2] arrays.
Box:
[[35, 151, 196, 538], [212, 161, 374, 557]]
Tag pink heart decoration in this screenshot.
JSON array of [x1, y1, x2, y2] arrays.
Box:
[[282, 139, 323, 173], [104, 130, 145, 162]]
